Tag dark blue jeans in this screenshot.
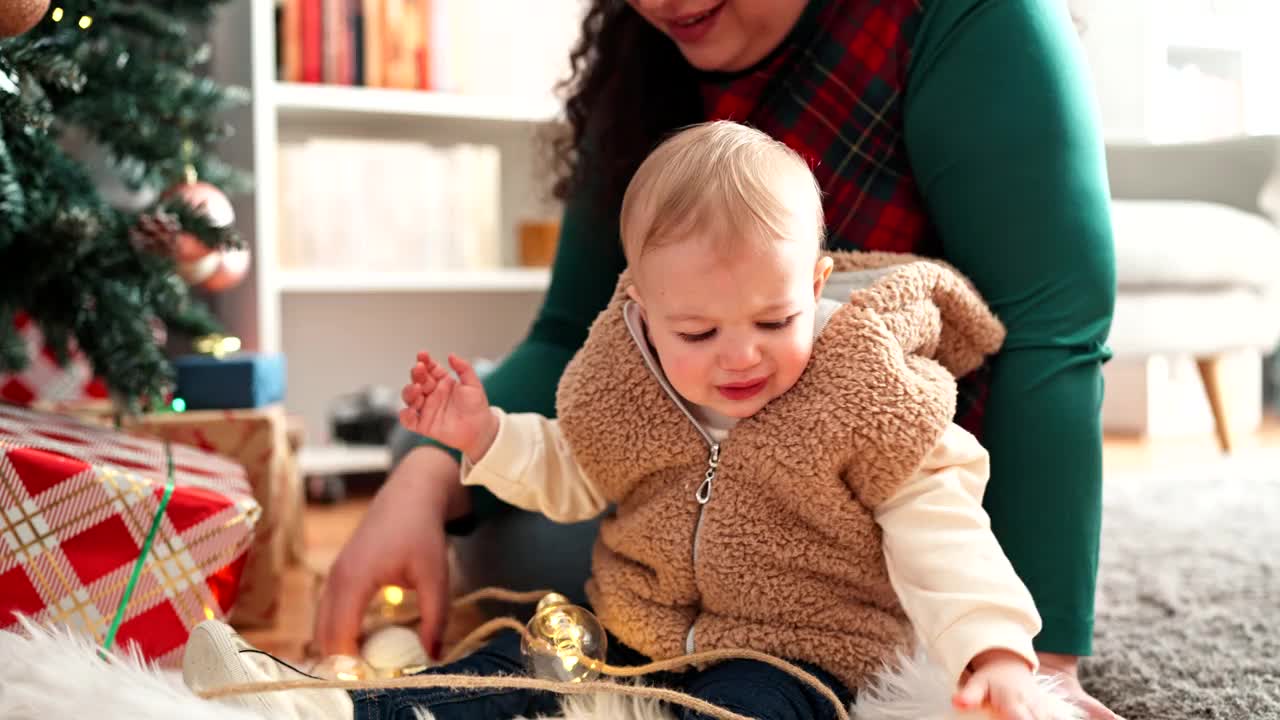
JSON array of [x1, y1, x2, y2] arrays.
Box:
[[350, 630, 853, 720]]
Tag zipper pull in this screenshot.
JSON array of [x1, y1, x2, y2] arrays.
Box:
[[695, 443, 719, 504]]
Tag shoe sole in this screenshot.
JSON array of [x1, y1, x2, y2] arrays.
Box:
[[183, 621, 275, 716]]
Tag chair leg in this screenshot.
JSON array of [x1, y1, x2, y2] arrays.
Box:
[[1196, 355, 1235, 453]]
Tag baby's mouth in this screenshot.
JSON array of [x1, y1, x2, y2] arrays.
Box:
[[716, 377, 768, 401]]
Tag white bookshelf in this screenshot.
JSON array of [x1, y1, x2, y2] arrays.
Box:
[[277, 268, 551, 293], [298, 443, 392, 477], [208, 1, 566, 439], [275, 82, 560, 125]]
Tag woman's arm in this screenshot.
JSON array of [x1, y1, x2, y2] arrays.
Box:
[[904, 0, 1116, 656]]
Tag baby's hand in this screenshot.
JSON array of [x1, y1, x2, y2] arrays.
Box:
[[399, 351, 498, 462], [953, 649, 1047, 720]]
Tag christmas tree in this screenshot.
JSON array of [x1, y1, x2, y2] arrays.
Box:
[[0, 0, 250, 410]]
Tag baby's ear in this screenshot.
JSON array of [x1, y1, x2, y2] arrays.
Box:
[[625, 284, 643, 306], [813, 255, 834, 299]]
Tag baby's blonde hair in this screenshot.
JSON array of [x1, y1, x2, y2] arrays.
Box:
[[619, 121, 825, 263]]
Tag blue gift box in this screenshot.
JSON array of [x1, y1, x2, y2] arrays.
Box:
[[174, 353, 286, 410]]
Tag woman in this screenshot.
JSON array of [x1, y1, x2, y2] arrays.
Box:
[[315, 0, 1118, 717]]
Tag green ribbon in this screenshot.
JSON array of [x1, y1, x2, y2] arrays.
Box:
[[101, 442, 176, 653]]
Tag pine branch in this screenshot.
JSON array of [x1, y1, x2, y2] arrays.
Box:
[[194, 153, 253, 195], [0, 130, 24, 250], [0, 308, 28, 372], [129, 0, 226, 26], [98, 7, 220, 70], [74, 278, 175, 411], [0, 0, 248, 408], [14, 37, 87, 92], [55, 71, 247, 190]]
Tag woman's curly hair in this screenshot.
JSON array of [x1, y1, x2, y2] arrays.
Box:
[[547, 0, 1089, 209], [548, 1, 703, 211]]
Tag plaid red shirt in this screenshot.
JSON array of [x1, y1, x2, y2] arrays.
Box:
[[700, 0, 991, 433]]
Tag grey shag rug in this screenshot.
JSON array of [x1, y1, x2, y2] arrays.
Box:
[[1081, 450, 1280, 718]]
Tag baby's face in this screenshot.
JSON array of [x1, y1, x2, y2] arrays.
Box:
[[630, 235, 829, 419]]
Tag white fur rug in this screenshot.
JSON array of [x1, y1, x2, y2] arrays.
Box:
[[0, 617, 1080, 719], [0, 618, 263, 720]]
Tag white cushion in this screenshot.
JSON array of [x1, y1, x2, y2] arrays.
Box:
[[1111, 200, 1280, 290], [1109, 288, 1280, 357], [1262, 167, 1280, 227]]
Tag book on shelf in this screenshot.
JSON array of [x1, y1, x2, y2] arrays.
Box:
[[276, 138, 502, 273], [275, 0, 580, 97]]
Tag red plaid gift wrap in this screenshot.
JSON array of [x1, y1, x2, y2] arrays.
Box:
[[0, 404, 260, 666], [0, 312, 109, 407], [120, 405, 303, 628]]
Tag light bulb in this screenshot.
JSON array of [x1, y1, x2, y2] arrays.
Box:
[[361, 625, 428, 677], [311, 654, 374, 682], [522, 594, 607, 683], [536, 592, 571, 613]]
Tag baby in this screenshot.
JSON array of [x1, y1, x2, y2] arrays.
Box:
[[186, 121, 1051, 720]]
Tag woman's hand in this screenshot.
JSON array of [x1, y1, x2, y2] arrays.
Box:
[[311, 446, 468, 660], [1035, 652, 1124, 720]]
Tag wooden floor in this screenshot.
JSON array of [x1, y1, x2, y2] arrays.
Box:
[[242, 418, 1280, 663]]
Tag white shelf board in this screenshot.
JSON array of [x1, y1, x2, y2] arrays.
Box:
[[1164, 19, 1252, 54], [298, 443, 391, 477], [1166, 37, 1248, 54], [277, 268, 551, 293], [273, 83, 560, 124]]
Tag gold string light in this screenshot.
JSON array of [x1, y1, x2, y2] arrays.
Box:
[[310, 588, 607, 684], [193, 333, 242, 359], [48, 8, 91, 28], [521, 593, 607, 683]]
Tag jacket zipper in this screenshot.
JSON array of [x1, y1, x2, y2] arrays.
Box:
[[694, 443, 719, 505], [623, 298, 843, 655], [620, 301, 722, 655], [685, 441, 719, 653]]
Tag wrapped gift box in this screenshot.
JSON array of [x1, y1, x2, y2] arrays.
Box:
[[0, 403, 258, 667], [174, 353, 286, 410], [0, 312, 109, 408], [117, 404, 303, 627]]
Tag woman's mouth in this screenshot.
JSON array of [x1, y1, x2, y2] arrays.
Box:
[[665, 1, 726, 44]]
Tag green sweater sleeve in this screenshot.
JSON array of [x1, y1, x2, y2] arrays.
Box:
[[427, 186, 626, 533], [905, 0, 1117, 655]]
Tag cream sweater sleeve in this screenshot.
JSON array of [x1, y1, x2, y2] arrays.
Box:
[[459, 408, 607, 523], [875, 423, 1042, 687]]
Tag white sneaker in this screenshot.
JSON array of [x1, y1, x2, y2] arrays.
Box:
[[183, 620, 354, 720]]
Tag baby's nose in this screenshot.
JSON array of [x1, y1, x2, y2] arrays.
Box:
[[719, 343, 761, 371]]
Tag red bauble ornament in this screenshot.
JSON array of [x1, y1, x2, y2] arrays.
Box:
[[0, 0, 49, 38], [174, 233, 215, 263], [177, 251, 222, 286], [163, 181, 235, 261], [201, 247, 251, 292]]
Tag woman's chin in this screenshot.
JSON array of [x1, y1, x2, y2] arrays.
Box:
[[674, 40, 753, 73]]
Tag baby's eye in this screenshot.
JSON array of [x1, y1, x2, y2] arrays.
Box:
[[757, 315, 797, 331], [678, 329, 717, 343]]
